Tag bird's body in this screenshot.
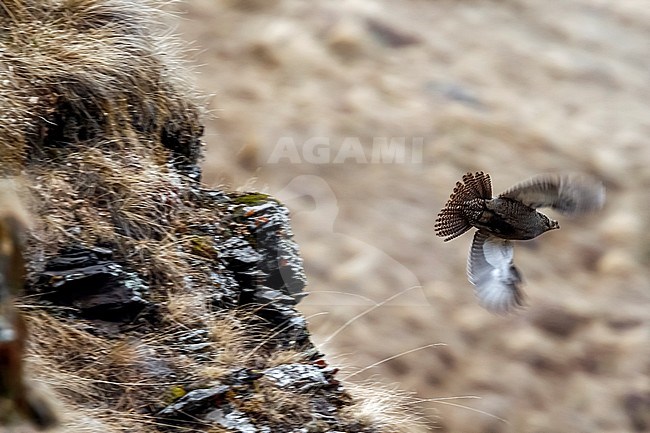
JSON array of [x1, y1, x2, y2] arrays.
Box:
[[465, 197, 558, 240], [435, 171, 604, 314]]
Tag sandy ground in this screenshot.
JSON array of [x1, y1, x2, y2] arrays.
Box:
[[169, 1, 650, 431]]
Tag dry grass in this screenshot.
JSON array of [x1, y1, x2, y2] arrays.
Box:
[[23, 309, 248, 430], [1, 0, 200, 171], [24, 307, 340, 432], [236, 383, 313, 426], [342, 382, 430, 433]]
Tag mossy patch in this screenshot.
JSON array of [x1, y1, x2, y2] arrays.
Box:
[[231, 193, 277, 206], [190, 235, 219, 260]]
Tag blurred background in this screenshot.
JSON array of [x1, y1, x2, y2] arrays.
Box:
[[169, 1, 650, 431]]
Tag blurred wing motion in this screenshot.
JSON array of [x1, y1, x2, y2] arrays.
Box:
[[467, 230, 524, 314], [499, 173, 605, 216]]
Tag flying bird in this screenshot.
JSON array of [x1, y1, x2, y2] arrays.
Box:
[[434, 171, 605, 314]]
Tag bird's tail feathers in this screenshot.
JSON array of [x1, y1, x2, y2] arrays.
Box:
[[459, 171, 492, 200], [434, 172, 492, 241]]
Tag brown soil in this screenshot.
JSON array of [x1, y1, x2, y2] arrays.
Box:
[[171, 1, 650, 431]]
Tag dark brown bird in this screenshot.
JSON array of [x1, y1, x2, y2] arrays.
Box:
[[435, 171, 605, 313]]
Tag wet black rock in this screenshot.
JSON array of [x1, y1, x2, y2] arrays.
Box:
[[34, 246, 150, 322], [209, 264, 241, 310], [156, 370, 268, 430], [215, 195, 310, 344], [240, 201, 307, 298], [263, 363, 339, 393], [221, 237, 264, 272], [188, 190, 307, 325]]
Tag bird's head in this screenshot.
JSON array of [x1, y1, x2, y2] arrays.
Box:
[[543, 214, 560, 232]]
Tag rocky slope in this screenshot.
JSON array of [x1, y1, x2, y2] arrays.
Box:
[[0, 1, 422, 431], [171, 1, 650, 432]]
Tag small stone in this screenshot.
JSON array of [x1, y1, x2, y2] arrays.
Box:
[[264, 363, 334, 393], [37, 249, 150, 322], [365, 17, 421, 48], [220, 237, 263, 270], [205, 406, 267, 433], [622, 392, 650, 432], [528, 303, 590, 338], [326, 18, 367, 60], [596, 249, 638, 276]]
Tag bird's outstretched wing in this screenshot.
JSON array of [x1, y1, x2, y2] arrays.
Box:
[[499, 173, 605, 215], [467, 230, 525, 314]]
